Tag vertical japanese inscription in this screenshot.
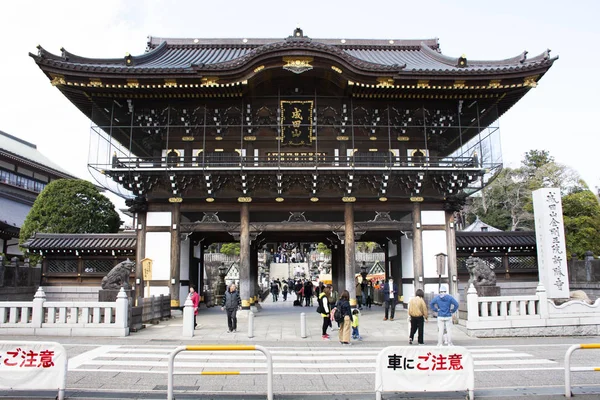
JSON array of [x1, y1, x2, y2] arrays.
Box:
[[281, 100, 313, 146]]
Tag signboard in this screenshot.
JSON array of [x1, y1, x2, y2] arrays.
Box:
[[0, 341, 67, 399], [375, 346, 474, 400], [533, 188, 570, 298], [280, 100, 313, 147], [141, 258, 153, 281]]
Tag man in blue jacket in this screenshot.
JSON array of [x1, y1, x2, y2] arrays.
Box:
[[429, 284, 459, 346]]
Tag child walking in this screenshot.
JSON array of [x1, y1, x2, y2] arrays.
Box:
[[351, 309, 362, 340]]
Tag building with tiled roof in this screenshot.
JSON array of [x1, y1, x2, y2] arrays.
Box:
[[0, 130, 78, 257]]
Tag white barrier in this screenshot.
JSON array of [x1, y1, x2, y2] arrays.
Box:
[[0, 340, 68, 400], [564, 343, 600, 398], [0, 287, 129, 337], [375, 345, 474, 400]]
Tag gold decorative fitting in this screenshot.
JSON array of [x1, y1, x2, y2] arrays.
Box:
[[331, 66, 343, 74], [417, 80, 430, 89], [127, 80, 139, 88], [336, 136, 349, 141], [182, 136, 195, 141], [50, 75, 66, 86], [488, 80, 501, 89], [524, 75, 539, 87], [342, 196, 356, 203], [100, 170, 105, 175], [410, 196, 424, 202], [275, 197, 284, 202], [254, 65, 265, 73], [369, 136, 377, 141], [206, 197, 215, 203], [369, 148, 378, 152], [215, 136, 223, 141], [310, 197, 319, 202], [453, 80, 465, 89], [397, 136, 410, 141], [379, 197, 388, 202], [243, 135, 256, 141], [201, 77, 219, 86], [238, 197, 252, 203], [168, 197, 183, 203], [348, 80, 355, 86], [164, 79, 178, 88], [377, 77, 395, 88], [282, 57, 313, 74], [89, 79, 103, 87]]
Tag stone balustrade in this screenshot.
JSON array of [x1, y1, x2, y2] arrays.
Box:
[[0, 287, 129, 337]]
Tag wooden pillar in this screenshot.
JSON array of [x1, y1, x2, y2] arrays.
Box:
[[239, 203, 251, 310], [344, 202, 356, 307], [412, 202, 424, 291], [250, 242, 258, 308], [135, 212, 146, 300], [170, 203, 181, 307], [446, 211, 458, 297]]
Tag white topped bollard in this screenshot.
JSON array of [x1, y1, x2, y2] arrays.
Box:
[[248, 311, 254, 338], [182, 296, 194, 338], [32, 287, 46, 328], [300, 312, 307, 338]]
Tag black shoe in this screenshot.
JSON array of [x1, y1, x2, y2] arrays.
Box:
[[409, 339, 413, 345]]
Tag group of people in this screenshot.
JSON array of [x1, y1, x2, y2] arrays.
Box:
[[189, 278, 460, 346]]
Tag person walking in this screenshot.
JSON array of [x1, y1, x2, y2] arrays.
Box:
[[336, 290, 352, 345], [304, 280, 313, 307], [383, 276, 398, 321], [189, 285, 200, 329], [365, 280, 374, 309], [355, 277, 363, 310], [270, 280, 279, 302], [221, 283, 241, 333], [429, 284, 459, 346], [318, 285, 332, 340], [407, 289, 428, 345]]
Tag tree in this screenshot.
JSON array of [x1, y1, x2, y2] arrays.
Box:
[[220, 243, 240, 256], [316, 242, 331, 256], [522, 149, 554, 173], [20, 179, 121, 246], [561, 190, 600, 258]]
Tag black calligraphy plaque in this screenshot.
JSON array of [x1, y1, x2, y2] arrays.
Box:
[[281, 101, 313, 147]]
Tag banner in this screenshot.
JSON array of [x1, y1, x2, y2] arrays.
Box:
[[280, 101, 313, 147], [0, 341, 67, 394], [375, 346, 474, 395]]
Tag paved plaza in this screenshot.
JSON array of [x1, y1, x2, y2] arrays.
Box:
[[1, 293, 600, 399]]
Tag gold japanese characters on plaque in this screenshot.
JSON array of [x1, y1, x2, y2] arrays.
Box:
[[280, 100, 314, 147]]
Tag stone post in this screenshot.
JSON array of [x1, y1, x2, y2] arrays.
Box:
[[466, 284, 479, 322], [536, 282, 549, 318], [182, 296, 194, 338], [31, 287, 46, 328], [584, 251, 594, 282], [115, 288, 129, 329]]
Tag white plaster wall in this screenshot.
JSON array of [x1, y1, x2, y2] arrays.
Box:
[[179, 238, 191, 301], [149, 286, 170, 297], [388, 239, 398, 257], [147, 212, 172, 227], [421, 210, 445, 225], [401, 235, 414, 279], [422, 230, 447, 278], [145, 232, 171, 280]]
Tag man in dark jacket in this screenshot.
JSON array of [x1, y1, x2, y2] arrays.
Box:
[[221, 283, 241, 333], [383, 276, 399, 321]]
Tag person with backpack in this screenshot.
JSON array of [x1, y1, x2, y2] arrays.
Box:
[[270, 280, 279, 302], [335, 290, 352, 345], [318, 285, 332, 340]]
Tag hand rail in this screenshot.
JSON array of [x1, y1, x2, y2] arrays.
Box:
[[564, 343, 600, 398], [167, 344, 273, 400]]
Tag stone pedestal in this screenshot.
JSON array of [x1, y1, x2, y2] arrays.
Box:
[[99, 288, 134, 302], [470, 285, 501, 297]]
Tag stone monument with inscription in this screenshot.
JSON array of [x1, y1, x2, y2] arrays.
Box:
[[532, 188, 570, 299]]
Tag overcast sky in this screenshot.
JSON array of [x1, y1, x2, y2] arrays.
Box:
[[1, 0, 599, 215]]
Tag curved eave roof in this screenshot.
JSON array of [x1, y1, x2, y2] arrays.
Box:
[[30, 35, 557, 79], [22, 232, 137, 251]]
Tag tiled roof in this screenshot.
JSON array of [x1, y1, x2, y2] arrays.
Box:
[[456, 231, 536, 249], [22, 232, 136, 251], [32, 34, 555, 76], [0, 130, 78, 179]]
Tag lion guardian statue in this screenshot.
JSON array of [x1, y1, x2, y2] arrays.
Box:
[[101, 259, 135, 290], [466, 256, 497, 287]]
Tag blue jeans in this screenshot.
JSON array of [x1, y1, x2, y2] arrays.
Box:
[[352, 326, 360, 338]]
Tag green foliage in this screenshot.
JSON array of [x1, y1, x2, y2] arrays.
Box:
[[522, 149, 554, 172], [357, 242, 380, 253], [562, 190, 600, 258], [316, 242, 331, 256], [19, 180, 121, 246], [220, 242, 240, 256]]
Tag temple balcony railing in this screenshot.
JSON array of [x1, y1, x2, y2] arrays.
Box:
[[106, 155, 486, 172]]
